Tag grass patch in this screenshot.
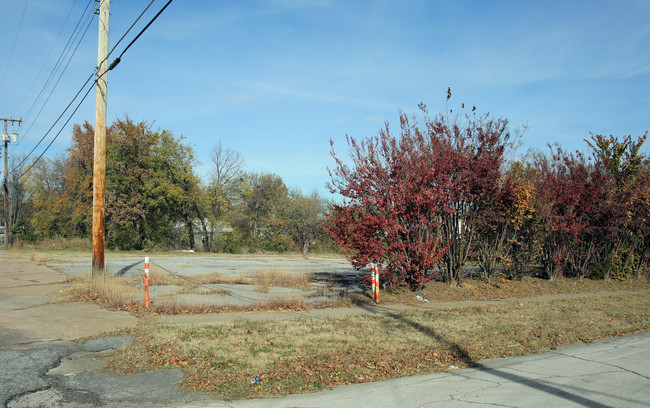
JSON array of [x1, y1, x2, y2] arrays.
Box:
[[143, 295, 311, 315], [382, 276, 650, 305], [106, 293, 650, 400], [62, 273, 138, 308], [253, 268, 313, 293], [191, 273, 250, 286], [29, 254, 51, 264], [12, 237, 92, 251], [147, 265, 184, 286]]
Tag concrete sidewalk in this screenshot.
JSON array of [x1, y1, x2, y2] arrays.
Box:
[[179, 331, 650, 408]]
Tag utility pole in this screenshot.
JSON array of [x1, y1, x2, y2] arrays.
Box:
[[92, 0, 109, 275], [1, 117, 22, 251]]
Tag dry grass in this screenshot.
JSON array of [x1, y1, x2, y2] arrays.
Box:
[[60, 268, 342, 315], [29, 254, 51, 264], [12, 237, 92, 251], [62, 273, 138, 308], [383, 276, 650, 305], [106, 293, 649, 400], [253, 269, 313, 293], [146, 265, 185, 286], [191, 273, 251, 286], [144, 295, 309, 315]]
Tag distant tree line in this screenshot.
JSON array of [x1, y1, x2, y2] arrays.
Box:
[[6, 116, 332, 255]]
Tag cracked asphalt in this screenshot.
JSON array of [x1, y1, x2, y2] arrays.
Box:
[[1, 337, 205, 408]]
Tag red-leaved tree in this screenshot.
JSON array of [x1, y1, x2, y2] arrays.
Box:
[[535, 146, 621, 279], [327, 95, 514, 288]]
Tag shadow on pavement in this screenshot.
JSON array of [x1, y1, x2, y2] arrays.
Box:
[[115, 260, 144, 276], [359, 304, 618, 408]]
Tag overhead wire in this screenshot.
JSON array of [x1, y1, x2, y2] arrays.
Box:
[[15, 71, 95, 172], [105, 0, 174, 73], [0, 0, 29, 93], [12, 0, 82, 118], [19, 0, 94, 128], [18, 75, 96, 179], [17, 0, 174, 178], [150, 260, 262, 302], [16, 7, 96, 148], [104, 0, 156, 64]]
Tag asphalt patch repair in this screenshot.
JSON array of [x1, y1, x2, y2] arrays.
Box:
[[0, 336, 206, 408]]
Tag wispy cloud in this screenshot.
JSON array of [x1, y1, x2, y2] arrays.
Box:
[[244, 81, 399, 111], [227, 94, 254, 105], [333, 117, 348, 124]]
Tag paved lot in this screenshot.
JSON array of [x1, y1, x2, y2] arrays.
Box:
[[0, 254, 138, 346], [46, 254, 367, 307], [45, 255, 359, 279]]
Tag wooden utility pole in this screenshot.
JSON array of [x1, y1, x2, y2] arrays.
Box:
[[1, 117, 22, 251], [92, 0, 109, 275]]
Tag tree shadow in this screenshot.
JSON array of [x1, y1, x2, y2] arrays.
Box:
[[115, 260, 144, 277], [359, 304, 620, 408]]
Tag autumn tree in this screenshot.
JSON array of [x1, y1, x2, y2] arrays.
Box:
[[105, 118, 153, 249], [283, 190, 328, 255], [533, 146, 621, 279], [474, 167, 516, 280], [586, 132, 649, 278], [104, 116, 199, 250], [147, 128, 200, 250], [23, 156, 71, 238], [237, 172, 289, 251], [4, 154, 31, 240], [501, 161, 543, 279], [327, 95, 515, 288], [64, 122, 96, 236]]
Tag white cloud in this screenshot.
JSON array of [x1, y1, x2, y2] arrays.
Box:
[[244, 81, 399, 111], [228, 94, 254, 105]]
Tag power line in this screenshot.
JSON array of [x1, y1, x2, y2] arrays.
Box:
[[20, 0, 94, 127], [12, 0, 82, 118], [0, 0, 29, 93], [106, 0, 174, 72], [18, 78, 95, 180], [105, 0, 156, 65], [17, 0, 175, 178], [15, 73, 95, 172], [17, 8, 95, 147]]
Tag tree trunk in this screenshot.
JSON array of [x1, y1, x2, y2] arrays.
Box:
[[186, 219, 195, 250]]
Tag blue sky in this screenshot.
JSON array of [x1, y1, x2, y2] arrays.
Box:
[[1, 0, 649, 195]]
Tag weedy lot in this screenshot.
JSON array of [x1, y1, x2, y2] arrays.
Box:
[[106, 293, 649, 400]]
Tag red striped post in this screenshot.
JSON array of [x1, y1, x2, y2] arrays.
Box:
[[144, 257, 150, 308], [371, 264, 376, 301], [375, 266, 380, 304]]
